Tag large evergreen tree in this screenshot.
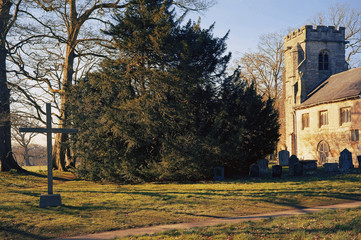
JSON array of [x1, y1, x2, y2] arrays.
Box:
[[215, 71, 280, 176], [69, 0, 231, 182], [69, 0, 279, 182]]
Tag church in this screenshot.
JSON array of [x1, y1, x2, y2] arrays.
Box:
[[282, 25, 361, 166]]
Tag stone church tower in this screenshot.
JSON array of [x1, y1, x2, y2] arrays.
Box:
[[283, 25, 348, 155]]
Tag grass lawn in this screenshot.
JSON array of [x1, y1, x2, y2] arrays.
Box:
[[122, 207, 361, 239], [1, 168, 361, 239]]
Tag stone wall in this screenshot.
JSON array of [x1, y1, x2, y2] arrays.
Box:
[[295, 98, 361, 165]]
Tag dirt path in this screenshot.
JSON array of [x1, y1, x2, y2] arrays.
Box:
[[56, 201, 361, 240]]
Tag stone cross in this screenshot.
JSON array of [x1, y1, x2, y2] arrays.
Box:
[[19, 103, 78, 207]]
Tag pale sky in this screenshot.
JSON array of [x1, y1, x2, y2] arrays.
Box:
[[188, 0, 361, 62]]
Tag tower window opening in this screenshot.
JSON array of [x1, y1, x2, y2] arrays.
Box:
[[319, 51, 329, 70], [294, 82, 298, 104]]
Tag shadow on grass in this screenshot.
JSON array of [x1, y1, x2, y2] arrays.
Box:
[[28, 171, 76, 181], [10, 190, 42, 198], [0, 225, 48, 240], [6, 169, 360, 217]]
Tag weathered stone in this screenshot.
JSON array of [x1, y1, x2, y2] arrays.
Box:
[[339, 149, 354, 171], [272, 165, 282, 178], [299, 160, 317, 172], [278, 150, 289, 166], [39, 194, 62, 208], [282, 25, 361, 167], [293, 163, 303, 176], [289, 155, 299, 176], [249, 164, 259, 178], [324, 163, 339, 172], [213, 167, 224, 181], [257, 159, 269, 177]]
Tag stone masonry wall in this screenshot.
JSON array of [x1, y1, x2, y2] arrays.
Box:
[[295, 98, 361, 165]]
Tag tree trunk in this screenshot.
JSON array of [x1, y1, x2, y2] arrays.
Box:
[[52, 129, 68, 170], [52, 44, 75, 171], [23, 145, 31, 166], [0, 95, 22, 171], [0, 0, 22, 172]]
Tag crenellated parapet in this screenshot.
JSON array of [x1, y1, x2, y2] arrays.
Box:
[[285, 25, 345, 42]]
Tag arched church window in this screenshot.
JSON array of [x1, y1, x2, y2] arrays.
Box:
[[319, 51, 329, 71], [317, 140, 329, 165]]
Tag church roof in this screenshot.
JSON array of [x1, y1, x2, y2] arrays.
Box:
[[297, 67, 361, 108]]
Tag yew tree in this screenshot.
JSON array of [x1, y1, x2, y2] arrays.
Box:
[[215, 72, 280, 176], [69, 0, 231, 182]]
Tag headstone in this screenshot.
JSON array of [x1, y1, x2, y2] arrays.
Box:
[[249, 163, 259, 178], [278, 150, 289, 166], [257, 159, 269, 177], [293, 163, 303, 176], [324, 163, 339, 172], [357, 156, 361, 168], [299, 160, 317, 172], [339, 149, 354, 171], [272, 165, 282, 178], [289, 155, 299, 176], [39, 194, 62, 208], [213, 167, 224, 181]]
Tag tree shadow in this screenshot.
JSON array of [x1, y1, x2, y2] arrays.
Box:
[[0, 226, 48, 240], [21, 170, 75, 182]]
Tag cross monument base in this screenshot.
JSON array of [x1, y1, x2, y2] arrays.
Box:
[[39, 194, 62, 208]]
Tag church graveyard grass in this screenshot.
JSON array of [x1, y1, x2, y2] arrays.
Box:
[[121, 207, 361, 240], [1, 168, 361, 239]]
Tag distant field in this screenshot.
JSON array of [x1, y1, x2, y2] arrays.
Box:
[[22, 166, 47, 171], [1, 168, 361, 239]]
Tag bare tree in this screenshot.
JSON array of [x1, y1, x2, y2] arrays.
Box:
[[11, 114, 41, 166], [236, 32, 284, 107], [13, 144, 46, 166], [0, 0, 24, 171], [309, 3, 361, 67]]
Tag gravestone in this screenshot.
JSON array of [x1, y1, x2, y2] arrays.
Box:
[[257, 159, 269, 177], [278, 150, 289, 166], [20, 103, 78, 208], [299, 160, 317, 172], [293, 163, 303, 176], [272, 165, 282, 178], [324, 163, 338, 172], [249, 163, 259, 178], [213, 167, 224, 181], [357, 156, 361, 168], [339, 149, 354, 171], [289, 155, 299, 176]]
